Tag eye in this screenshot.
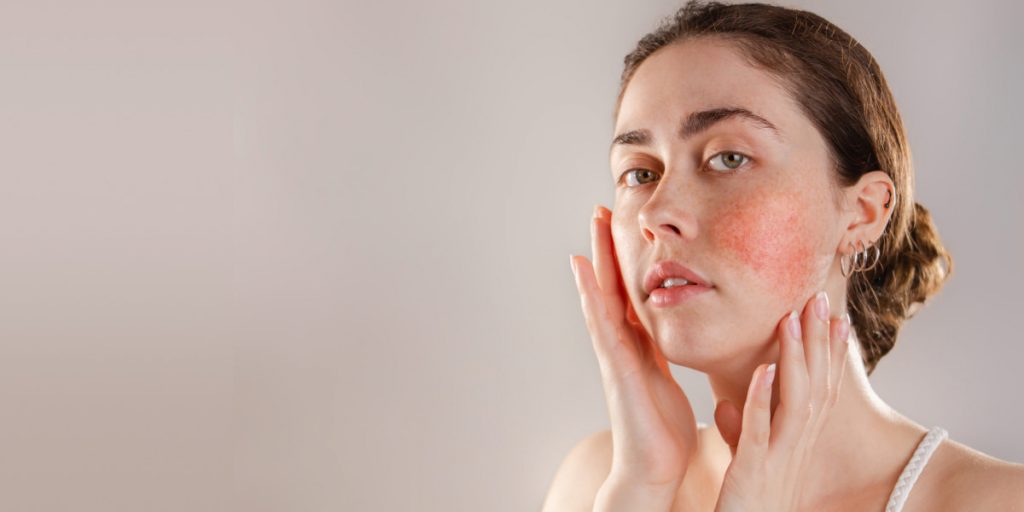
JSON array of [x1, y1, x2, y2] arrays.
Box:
[[707, 151, 751, 172], [619, 168, 660, 187], [617, 151, 752, 188]]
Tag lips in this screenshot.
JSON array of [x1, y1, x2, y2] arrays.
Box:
[[643, 260, 712, 297]]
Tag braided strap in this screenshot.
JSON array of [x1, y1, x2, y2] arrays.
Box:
[[885, 427, 949, 512]]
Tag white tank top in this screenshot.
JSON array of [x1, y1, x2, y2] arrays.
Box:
[[884, 426, 948, 512]]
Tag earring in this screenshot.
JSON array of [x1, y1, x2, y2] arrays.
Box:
[[884, 189, 894, 209], [858, 239, 881, 272], [841, 238, 882, 277], [840, 241, 861, 277]]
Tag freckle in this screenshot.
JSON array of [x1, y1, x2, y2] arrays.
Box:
[[712, 191, 817, 304]]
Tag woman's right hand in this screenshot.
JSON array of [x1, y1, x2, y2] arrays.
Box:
[[570, 205, 699, 511]]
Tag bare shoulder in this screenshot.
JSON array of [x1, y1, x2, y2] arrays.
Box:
[[540, 429, 613, 512], [924, 437, 1024, 511], [540, 425, 726, 512]]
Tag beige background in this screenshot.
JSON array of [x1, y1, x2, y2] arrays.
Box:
[[1, 0, 1021, 510]]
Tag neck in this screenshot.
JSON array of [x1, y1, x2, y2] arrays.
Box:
[[704, 328, 928, 505]]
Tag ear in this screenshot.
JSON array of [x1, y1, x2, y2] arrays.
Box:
[[839, 170, 895, 255]]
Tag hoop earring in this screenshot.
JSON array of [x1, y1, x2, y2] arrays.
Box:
[[861, 240, 881, 272], [840, 240, 861, 277], [841, 238, 882, 277], [854, 239, 869, 273]]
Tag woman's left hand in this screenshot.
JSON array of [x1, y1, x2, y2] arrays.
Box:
[[713, 291, 852, 512]]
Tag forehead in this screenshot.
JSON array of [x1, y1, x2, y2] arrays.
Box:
[[616, 38, 799, 134]]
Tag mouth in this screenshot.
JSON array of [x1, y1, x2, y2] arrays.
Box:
[[643, 259, 713, 298], [647, 281, 713, 307]]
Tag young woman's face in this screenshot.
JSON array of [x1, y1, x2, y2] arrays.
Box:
[[611, 38, 844, 371]]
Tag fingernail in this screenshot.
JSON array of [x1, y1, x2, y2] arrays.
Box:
[[787, 310, 801, 339], [593, 205, 602, 220], [569, 254, 577, 277], [815, 291, 829, 322], [839, 312, 851, 344], [765, 363, 777, 387]]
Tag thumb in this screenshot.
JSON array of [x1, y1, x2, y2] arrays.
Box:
[[714, 399, 743, 457]]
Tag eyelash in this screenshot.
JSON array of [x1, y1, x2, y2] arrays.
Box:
[[617, 151, 752, 188]]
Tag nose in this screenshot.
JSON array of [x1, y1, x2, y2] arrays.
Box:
[[637, 182, 698, 244]]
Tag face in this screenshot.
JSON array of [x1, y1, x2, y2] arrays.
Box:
[[611, 38, 843, 371]]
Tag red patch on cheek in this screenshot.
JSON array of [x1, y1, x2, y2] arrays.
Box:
[[712, 191, 817, 304]]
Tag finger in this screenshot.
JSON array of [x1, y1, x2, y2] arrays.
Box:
[[573, 252, 669, 420], [827, 313, 851, 407], [571, 254, 638, 378], [770, 310, 809, 450], [714, 399, 743, 457], [802, 291, 832, 412], [593, 206, 672, 379], [735, 363, 776, 463], [597, 206, 633, 311], [571, 253, 682, 470], [591, 205, 626, 322]]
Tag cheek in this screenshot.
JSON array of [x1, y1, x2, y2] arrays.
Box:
[[712, 190, 819, 304]]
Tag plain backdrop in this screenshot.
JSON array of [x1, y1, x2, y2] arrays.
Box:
[[1, 0, 1022, 511]]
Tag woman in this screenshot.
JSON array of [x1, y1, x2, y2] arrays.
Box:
[[544, 2, 1024, 511]]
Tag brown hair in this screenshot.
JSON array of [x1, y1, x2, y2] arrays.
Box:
[[615, 1, 953, 374]]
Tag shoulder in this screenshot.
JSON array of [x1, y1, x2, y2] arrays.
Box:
[[921, 437, 1024, 511], [540, 425, 726, 512], [540, 429, 613, 512]]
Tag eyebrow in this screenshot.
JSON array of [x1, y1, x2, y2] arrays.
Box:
[[610, 106, 782, 153]]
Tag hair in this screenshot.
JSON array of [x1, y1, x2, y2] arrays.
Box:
[[615, 1, 953, 374]]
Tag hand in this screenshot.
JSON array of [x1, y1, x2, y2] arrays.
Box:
[[570, 205, 699, 509], [712, 291, 852, 512]]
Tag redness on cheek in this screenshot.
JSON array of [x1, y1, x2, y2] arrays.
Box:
[[712, 190, 818, 304]]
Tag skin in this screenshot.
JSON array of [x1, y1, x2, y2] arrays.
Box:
[[544, 36, 1024, 511], [712, 189, 819, 312]]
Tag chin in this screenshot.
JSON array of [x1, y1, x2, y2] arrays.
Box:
[[655, 324, 766, 374], [651, 325, 722, 371]]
